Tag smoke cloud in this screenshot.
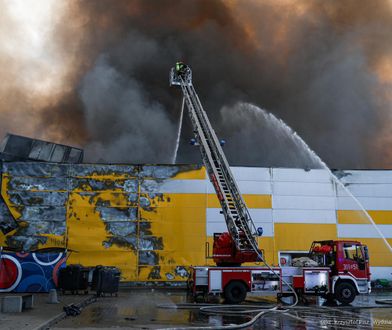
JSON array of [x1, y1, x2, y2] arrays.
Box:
[[1, 0, 392, 168]]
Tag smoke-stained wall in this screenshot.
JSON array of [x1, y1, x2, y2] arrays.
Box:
[[0, 0, 392, 168], [1, 162, 391, 281]]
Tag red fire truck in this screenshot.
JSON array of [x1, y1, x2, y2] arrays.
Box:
[[189, 239, 370, 304], [170, 64, 371, 305]]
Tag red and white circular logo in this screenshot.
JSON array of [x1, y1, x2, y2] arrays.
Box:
[[0, 255, 22, 292]]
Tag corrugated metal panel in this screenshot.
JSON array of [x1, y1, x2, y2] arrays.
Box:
[[336, 170, 392, 184], [144, 179, 207, 194], [207, 222, 274, 237], [337, 224, 392, 238], [337, 196, 392, 210], [272, 168, 332, 183], [273, 182, 335, 196], [0, 134, 83, 163], [230, 167, 271, 181], [337, 183, 392, 197], [273, 209, 337, 223], [273, 196, 336, 210]]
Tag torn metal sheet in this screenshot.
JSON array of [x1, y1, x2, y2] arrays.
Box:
[[6, 177, 69, 191], [69, 164, 138, 178], [138, 236, 163, 251], [6, 235, 48, 251], [0, 162, 18, 234], [139, 221, 153, 236], [69, 178, 138, 192], [7, 191, 68, 206], [2, 162, 69, 177], [147, 266, 162, 280], [103, 235, 138, 250], [0, 196, 17, 234], [97, 206, 138, 222], [19, 206, 66, 221], [139, 251, 159, 265], [139, 164, 201, 179], [175, 266, 189, 278], [0, 134, 83, 163], [104, 221, 137, 236]]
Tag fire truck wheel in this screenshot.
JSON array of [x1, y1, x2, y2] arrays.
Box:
[[335, 282, 356, 305], [224, 281, 247, 304]]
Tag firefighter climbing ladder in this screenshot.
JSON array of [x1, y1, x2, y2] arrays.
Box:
[[169, 65, 260, 254]]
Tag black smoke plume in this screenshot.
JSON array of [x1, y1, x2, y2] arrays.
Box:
[[2, 0, 392, 168]]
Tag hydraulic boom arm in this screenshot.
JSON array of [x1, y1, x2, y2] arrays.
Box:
[[170, 64, 262, 265]]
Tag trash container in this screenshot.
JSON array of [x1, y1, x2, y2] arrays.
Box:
[[91, 266, 121, 297], [58, 265, 89, 294]]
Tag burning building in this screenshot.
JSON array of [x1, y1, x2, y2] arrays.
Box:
[[0, 1, 392, 291], [0, 135, 391, 291]]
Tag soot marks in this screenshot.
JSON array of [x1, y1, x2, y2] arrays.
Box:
[[333, 170, 352, 180], [8, 177, 68, 192], [147, 266, 162, 280], [0, 196, 18, 234], [139, 251, 159, 265], [165, 273, 174, 280], [97, 206, 138, 222], [6, 234, 48, 251], [138, 236, 163, 251], [3, 162, 69, 178], [103, 235, 138, 250], [69, 164, 138, 178], [175, 266, 189, 278], [139, 221, 153, 236], [103, 221, 137, 236]]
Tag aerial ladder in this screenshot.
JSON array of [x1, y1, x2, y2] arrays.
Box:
[[170, 63, 262, 266]]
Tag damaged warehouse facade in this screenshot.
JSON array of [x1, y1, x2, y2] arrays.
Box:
[[1, 157, 392, 287]]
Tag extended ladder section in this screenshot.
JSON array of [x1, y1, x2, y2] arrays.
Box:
[[170, 65, 260, 255]]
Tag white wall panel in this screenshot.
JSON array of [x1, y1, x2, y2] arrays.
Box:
[[206, 181, 272, 195], [207, 208, 272, 223], [337, 224, 392, 238], [230, 167, 271, 181], [273, 182, 335, 197], [337, 170, 392, 184], [337, 184, 392, 198], [272, 168, 332, 183], [273, 209, 337, 223], [149, 179, 207, 194], [369, 267, 392, 280], [273, 196, 336, 210], [207, 221, 273, 236], [337, 197, 392, 211]]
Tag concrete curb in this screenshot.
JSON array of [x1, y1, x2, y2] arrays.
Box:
[[32, 295, 97, 330]]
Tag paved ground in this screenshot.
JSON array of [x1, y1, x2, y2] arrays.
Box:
[[0, 293, 92, 330], [53, 290, 392, 329], [1, 290, 392, 329]]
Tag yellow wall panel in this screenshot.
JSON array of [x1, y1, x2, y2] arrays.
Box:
[[338, 210, 392, 225], [274, 223, 337, 252], [172, 167, 206, 180]]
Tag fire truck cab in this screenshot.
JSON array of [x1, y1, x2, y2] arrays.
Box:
[[308, 240, 371, 304]]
